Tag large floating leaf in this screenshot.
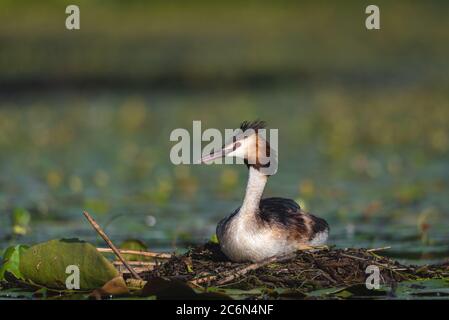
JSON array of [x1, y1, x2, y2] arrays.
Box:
[[0, 245, 28, 281], [19, 239, 118, 290], [331, 283, 389, 298], [393, 279, 449, 299]]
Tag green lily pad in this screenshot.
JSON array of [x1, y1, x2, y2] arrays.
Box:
[[332, 283, 389, 298], [393, 279, 449, 298], [19, 239, 118, 290], [0, 245, 29, 281]]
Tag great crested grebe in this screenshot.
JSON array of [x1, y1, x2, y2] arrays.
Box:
[[200, 120, 329, 262]]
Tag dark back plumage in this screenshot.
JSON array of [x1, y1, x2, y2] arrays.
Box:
[[257, 197, 329, 241]]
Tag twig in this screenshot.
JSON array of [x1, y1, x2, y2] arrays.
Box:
[[83, 211, 142, 280], [112, 261, 156, 267], [217, 253, 297, 286], [190, 252, 296, 286], [119, 267, 153, 275], [317, 269, 338, 284], [189, 274, 217, 286], [340, 253, 367, 261], [367, 246, 391, 252], [97, 248, 172, 259], [113, 261, 157, 273]]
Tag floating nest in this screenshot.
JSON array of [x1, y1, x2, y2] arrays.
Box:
[[140, 242, 449, 292]]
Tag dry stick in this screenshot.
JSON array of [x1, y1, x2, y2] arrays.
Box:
[[120, 267, 153, 275], [112, 261, 156, 267], [340, 253, 367, 261], [96, 248, 172, 259], [216, 253, 297, 286], [189, 274, 217, 286], [83, 211, 143, 280], [190, 252, 296, 287], [367, 246, 391, 252]]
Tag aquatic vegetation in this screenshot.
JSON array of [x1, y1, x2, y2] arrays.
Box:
[[1, 239, 448, 300], [0, 0, 448, 299]]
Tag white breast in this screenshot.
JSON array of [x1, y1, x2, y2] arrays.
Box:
[[218, 215, 297, 262]]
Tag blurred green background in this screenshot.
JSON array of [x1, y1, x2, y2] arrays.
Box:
[[0, 0, 448, 265]]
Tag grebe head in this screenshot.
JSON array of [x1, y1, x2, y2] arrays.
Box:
[[200, 120, 277, 175]]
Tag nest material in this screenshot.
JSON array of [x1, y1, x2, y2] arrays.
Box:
[[145, 242, 449, 291]]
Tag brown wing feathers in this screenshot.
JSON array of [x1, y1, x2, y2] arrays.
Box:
[[257, 197, 329, 242]]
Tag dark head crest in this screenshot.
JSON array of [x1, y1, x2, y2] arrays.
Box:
[[239, 120, 266, 132]]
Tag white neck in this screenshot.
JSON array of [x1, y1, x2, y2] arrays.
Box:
[[239, 166, 268, 218]]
